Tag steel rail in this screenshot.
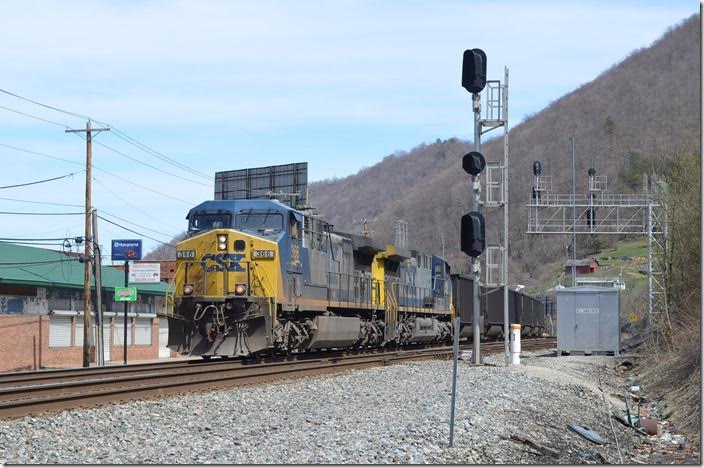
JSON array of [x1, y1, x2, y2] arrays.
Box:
[[0, 338, 555, 420]]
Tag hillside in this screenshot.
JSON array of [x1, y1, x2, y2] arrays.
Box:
[[309, 14, 700, 286]]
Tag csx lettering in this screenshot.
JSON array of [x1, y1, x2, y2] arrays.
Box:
[[200, 253, 245, 272]]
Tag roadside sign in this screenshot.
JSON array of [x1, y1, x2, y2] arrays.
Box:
[[115, 287, 137, 302], [111, 239, 143, 261], [129, 263, 161, 283]]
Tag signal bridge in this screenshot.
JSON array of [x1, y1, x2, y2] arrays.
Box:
[[527, 165, 668, 344]]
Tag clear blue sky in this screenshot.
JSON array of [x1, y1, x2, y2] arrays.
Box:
[[0, 0, 697, 257]]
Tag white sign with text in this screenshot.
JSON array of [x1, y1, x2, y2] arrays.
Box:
[[129, 263, 161, 283]]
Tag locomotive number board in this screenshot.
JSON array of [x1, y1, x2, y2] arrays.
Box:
[[176, 250, 196, 259], [252, 250, 276, 259]]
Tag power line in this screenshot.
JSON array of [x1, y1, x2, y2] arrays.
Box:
[[0, 104, 69, 128], [97, 215, 176, 247], [92, 166, 194, 205], [0, 172, 81, 190], [0, 196, 83, 208], [0, 142, 83, 166], [0, 237, 75, 241], [90, 138, 211, 187], [0, 140, 194, 205], [0, 258, 79, 267], [98, 208, 178, 238], [92, 176, 184, 231], [0, 87, 213, 181], [0, 211, 83, 216], [0, 240, 68, 247], [106, 128, 213, 181], [0, 88, 90, 120]]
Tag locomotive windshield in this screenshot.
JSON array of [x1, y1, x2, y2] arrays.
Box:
[[188, 213, 233, 235], [236, 209, 283, 234]]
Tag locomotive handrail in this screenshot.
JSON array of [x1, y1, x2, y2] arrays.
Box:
[[326, 272, 387, 309], [250, 260, 277, 322], [164, 262, 185, 316]]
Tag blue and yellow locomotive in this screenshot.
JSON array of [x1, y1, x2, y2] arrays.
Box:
[[165, 198, 454, 357]]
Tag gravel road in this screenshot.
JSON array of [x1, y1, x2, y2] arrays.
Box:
[[0, 350, 653, 464]]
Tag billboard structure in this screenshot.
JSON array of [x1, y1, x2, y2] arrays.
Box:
[[214, 162, 308, 208]]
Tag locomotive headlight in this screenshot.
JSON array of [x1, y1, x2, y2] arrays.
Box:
[[235, 284, 246, 295], [183, 284, 194, 295], [217, 234, 228, 251]]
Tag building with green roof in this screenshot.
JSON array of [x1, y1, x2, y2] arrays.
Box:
[[0, 242, 167, 314], [0, 243, 172, 371]]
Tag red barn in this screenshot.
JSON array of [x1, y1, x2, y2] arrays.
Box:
[[564, 258, 600, 275]]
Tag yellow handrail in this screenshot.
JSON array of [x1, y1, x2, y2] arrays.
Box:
[[164, 262, 185, 316], [250, 261, 277, 321]]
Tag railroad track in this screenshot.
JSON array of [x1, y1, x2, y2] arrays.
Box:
[[0, 337, 555, 420]]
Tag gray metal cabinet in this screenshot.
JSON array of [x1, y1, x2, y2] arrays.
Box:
[[556, 286, 620, 356]]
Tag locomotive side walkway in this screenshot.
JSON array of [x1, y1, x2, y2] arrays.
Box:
[[0, 348, 695, 464]]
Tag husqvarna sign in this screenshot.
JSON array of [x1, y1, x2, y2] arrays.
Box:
[[111, 239, 143, 261]]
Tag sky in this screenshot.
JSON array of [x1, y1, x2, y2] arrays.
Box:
[[0, 0, 698, 258]]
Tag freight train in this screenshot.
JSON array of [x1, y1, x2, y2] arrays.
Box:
[[165, 198, 546, 358], [451, 275, 547, 339]]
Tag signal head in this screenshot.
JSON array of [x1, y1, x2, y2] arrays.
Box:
[[533, 161, 542, 176], [462, 151, 486, 176], [460, 211, 485, 257], [462, 48, 487, 94]]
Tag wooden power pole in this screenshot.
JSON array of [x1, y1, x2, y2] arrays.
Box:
[[66, 120, 110, 367]]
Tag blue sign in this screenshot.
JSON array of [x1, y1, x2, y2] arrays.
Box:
[[111, 239, 143, 261]]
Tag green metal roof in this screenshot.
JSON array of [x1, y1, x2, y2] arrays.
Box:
[[0, 243, 168, 295]]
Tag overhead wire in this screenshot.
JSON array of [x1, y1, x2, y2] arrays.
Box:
[[0, 172, 81, 190], [0, 88, 90, 120], [0, 142, 83, 167], [0, 104, 69, 128], [90, 138, 211, 187], [0, 196, 83, 208], [97, 207, 178, 238], [92, 176, 184, 231], [0, 211, 83, 216], [0, 88, 213, 181], [97, 215, 176, 247], [0, 237, 77, 241], [105, 127, 213, 180], [0, 140, 194, 205], [0, 258, 80, 267], [0, 89, 200, 249]]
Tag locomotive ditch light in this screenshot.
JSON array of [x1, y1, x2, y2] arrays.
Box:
[[462, 48, 487, 94], [183, 284, 194, 295], [460, 211, 485, 257], [235, 284, 247, 295], [462, 151, 486, 176]]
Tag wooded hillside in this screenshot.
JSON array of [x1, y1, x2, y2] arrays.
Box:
[[309, 14, 700, 286]]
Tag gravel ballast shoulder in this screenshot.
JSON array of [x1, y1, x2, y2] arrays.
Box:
[[0, 350, 655, 464]]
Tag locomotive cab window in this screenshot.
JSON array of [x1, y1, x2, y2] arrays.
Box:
[[236, 209, 283, 234], [188, 213, 233, 235], [290, 213, 300, 240]]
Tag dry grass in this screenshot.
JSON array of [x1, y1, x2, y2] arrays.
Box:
[[640, 312, 701, 442]]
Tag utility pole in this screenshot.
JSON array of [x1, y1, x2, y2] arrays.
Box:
[[66, 120, 110, 367], [91, 209, 104, 366]]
